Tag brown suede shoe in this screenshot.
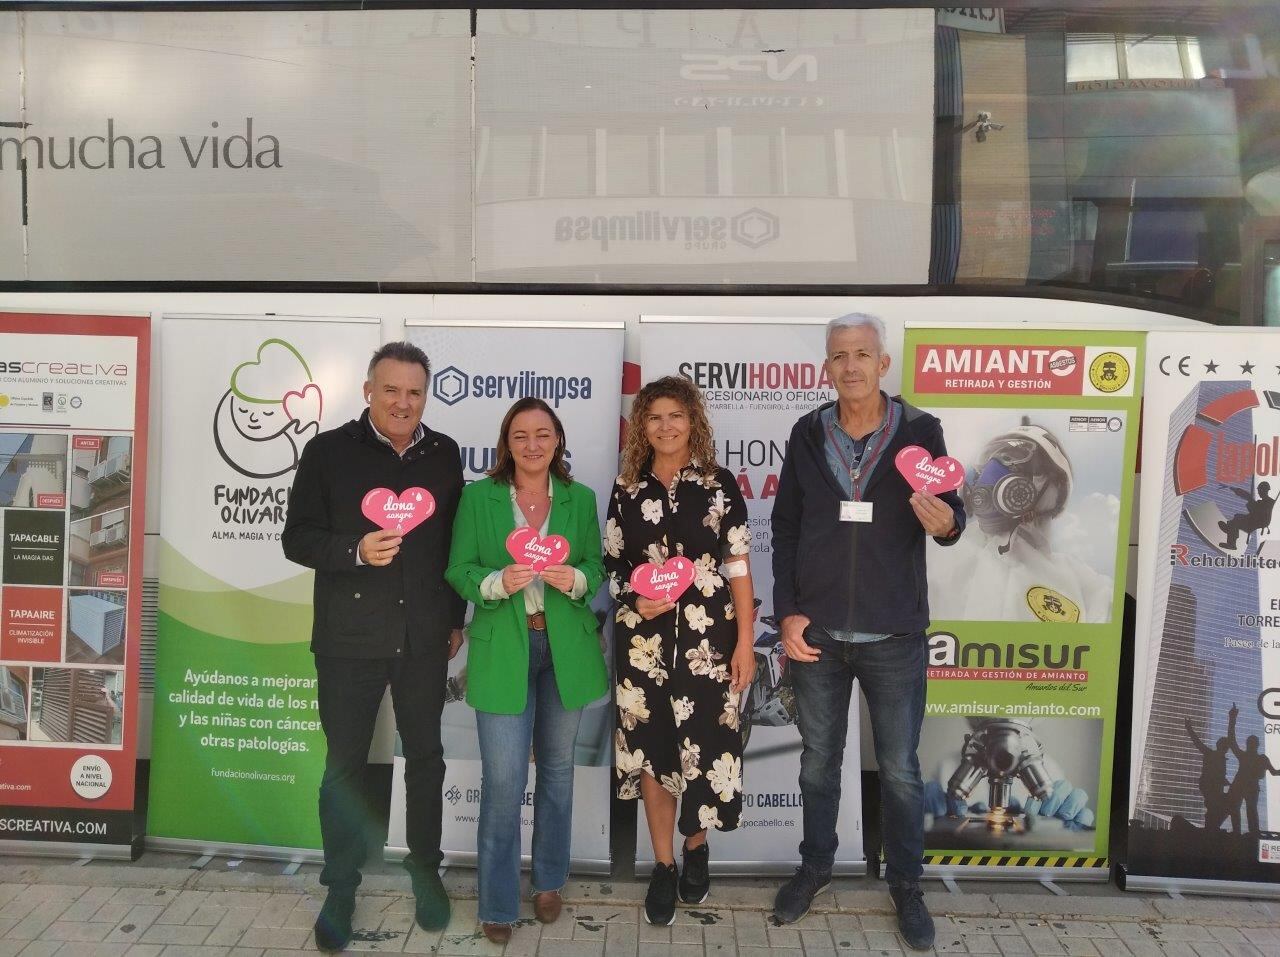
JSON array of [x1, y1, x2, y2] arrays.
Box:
[[481, 922, 512, 944], [533, 890, 562, 924]]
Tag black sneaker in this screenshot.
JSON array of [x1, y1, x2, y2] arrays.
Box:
[[890, 882, 936, 951], [644, 862, 679, 925], [772, 864, 831, 924], [409, 867, 450, 931], [678, 842, 710, 904], [313, 890, 354, 952]]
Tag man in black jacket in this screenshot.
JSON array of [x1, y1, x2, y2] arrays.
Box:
[[283, 341, 465, 951], [770, 314, 964, 951]]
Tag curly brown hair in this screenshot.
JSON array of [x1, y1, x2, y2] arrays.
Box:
[[619, 376, 719, 487]]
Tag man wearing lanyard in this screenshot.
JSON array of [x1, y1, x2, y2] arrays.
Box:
[[770, 313, 965, 951]]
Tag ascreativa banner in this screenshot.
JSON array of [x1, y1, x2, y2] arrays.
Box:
[[903, 327, 1143, 876], [1127, 329, 1280, 888], [385, 320, 624, 871], [638, 315, 864, 874], [149, 315, 379, 855], [0, 311, 149, 857]]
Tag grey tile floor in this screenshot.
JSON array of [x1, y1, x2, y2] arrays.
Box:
[[0, 856, 1276, 956]]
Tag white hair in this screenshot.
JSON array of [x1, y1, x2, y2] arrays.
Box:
[[826, 313, 887, 354]]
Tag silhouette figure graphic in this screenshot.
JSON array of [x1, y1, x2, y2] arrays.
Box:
[[1185, 716, 1232, 831], [1218, 481, 1275, 550], [1224, 704, 1280, 836]]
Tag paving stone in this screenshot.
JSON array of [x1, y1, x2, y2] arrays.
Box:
[[206, 908, 267, 947], [156, 948, 231, 957], [535, 902, 576, 941], [1149, 923, 1220, 943], [767, 924, 802, 949], [60, 887, 119, 922], [122, 947, 165, 957], [10, 901, 75, 941], [400, 922, 442, 954], [670, 923, 701, 944], [13, 942, 61, 957], [38, 920, 113, 942], [54, 945, 133, 957], [527, 940, 601, 957], [636, 922, 670, 944], [1049, 920, 1118, 938], [138, 924, 216, 946], [603, 921, 638, 957], [739, 948, 800, 957], [434, 928, 505, 956], [798, 928, 837, 954], [949, 916, 1023, 936], [863, 930, 904, 952], [829, 926, 869, 950], [1152, 900, 1276, 924], [992, 893, 1158, 920], [499, 922, 542, 957], [234, 927, 309, 949], [156, 893, 212, 926], [962, 932, 1002, 954], [638, 945, 697, 957]]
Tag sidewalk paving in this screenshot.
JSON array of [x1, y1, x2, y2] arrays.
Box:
[[0, 854, 1278, 957]]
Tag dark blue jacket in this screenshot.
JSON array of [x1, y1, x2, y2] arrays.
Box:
[[771, 397, 964, 635]]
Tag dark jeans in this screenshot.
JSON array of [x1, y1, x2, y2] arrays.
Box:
[[789, 627, 927, 886], [315, 651, 447, 893]]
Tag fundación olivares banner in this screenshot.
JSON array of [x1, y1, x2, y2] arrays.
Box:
[[638, 316, 864, 874], [385, 320, 624, 870], [150, 315, 379, 855], [903, 327, 1143, 876], [0, 311, 149, 856], [1127, 329, 1280, 888]]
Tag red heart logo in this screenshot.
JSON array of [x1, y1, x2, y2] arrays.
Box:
[[894, 445, 965, 494], [361, 487, 436, 534], [630, 557, 696, 602], [283, 383, 323, 426], [505, 527, 571, 571]]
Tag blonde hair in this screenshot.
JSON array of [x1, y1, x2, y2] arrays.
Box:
[[619, 376, 719, 487]]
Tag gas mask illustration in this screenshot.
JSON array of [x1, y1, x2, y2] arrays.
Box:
[[964, 419, 1073, 541]]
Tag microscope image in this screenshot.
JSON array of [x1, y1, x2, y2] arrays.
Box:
[[945, 718, 1054, 835]]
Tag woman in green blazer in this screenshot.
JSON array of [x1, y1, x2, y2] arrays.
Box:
[[446, 397, 607, 944]]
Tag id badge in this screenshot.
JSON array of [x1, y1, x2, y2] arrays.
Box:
[[840, 500, 874, 523]]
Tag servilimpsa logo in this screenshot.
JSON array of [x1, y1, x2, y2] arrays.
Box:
[[213, 338, 323, 479]]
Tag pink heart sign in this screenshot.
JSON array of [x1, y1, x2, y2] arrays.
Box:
[[506, 527, 571, 571], [630, 557, 696, 602], [894, 446, 965, 494], [361, 487, 436, 535]]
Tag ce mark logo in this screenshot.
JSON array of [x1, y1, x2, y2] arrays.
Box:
[[1158, 354, 1192, 377]]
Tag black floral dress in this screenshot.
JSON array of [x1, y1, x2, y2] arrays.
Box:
[[604, 463, 751, 836]]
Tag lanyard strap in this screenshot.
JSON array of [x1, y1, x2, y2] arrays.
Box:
[[826, 402, 894, 501]]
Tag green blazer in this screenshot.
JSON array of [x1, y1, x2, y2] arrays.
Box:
[[446, 475, 608, 714]]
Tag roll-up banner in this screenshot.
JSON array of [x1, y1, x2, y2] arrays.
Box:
[[149, 315, 380, 858], [639, 315, 865, 875], [0, 312, 149, 858], [902, 326, 1143, 879], [386, 320, 625, 872], [1126, 329, 1280, 895]]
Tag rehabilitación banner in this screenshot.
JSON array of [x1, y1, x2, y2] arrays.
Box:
[[1127, 329, 1280, 889], [385, 320, 624, 870], [0, 312, 149, 857], [639, 315, 864, 874], [903, 327, 1143, 876], [150, 315, 380, 855]]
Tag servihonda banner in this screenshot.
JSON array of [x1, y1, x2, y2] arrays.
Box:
[[1126, 329, 1280, 894], [638, 315, 864, 875], [386, 320, 624, 871], [150, 315, 380, 856], [903, 327, 1143, 879], [0, 311, 149, 858]]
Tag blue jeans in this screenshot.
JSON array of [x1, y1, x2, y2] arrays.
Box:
[[474, 628, 582, 924], [789, 626, 927, 886]]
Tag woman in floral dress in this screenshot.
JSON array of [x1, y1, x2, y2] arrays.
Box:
[[604, 376, 757, 925]]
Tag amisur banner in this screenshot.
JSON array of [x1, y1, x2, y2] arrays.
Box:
[[1127, 329, 1280, 889], [903, 327, 1143, 876], [149, 315, 379, 855]]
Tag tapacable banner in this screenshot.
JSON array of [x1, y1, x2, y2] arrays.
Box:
[[386, 320, 624, 871], [638, 316, 864, 874], [904, 327, 1143, 874], [1128, 329, 1280, 885], [0, 311, 149, 856], [149, 315, 379, 854]]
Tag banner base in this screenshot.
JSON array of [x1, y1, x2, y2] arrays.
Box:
[[1119, 868, 1280, 899], [384, 845, 611, 876], [924, 863, 1109, 883], [635, 861, 868, 879], [0, 838, 139, 861], [145, 836, 323, 865]]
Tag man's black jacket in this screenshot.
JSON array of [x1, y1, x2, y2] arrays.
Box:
[[771, 397, 965, 636], [282, 410, 465, 658]]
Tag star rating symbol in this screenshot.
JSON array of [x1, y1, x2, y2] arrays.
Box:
[[1241, 361, 1255, 374], [1204, 360, 1219, 373]]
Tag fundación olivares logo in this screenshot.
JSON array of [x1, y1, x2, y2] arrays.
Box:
[[553, 207, 780, 252], [213, 339, 323, 480], [432, 365, 593, 409]]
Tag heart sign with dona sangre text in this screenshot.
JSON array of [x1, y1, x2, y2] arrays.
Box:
[[893, 446, 965, 494], [506, 527, 570, 571], [630, 557, 696, 602], [361, 487, 436, 535]]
